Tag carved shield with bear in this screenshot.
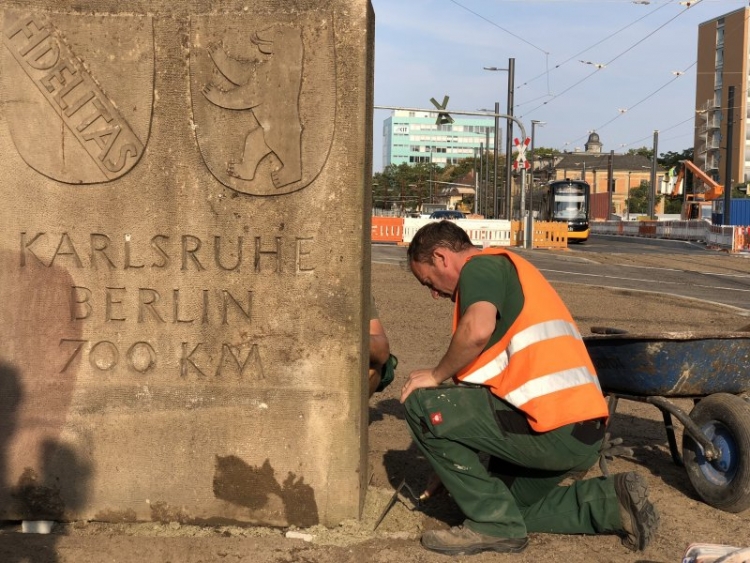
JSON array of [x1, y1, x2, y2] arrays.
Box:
[[190, 13, 335, 196]]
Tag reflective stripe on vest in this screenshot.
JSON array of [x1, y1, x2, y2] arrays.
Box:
[[504, 366, 602, 408], [461, 319, 582, 385]]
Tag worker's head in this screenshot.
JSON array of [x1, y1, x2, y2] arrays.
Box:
[[407, 221, 475, 300]]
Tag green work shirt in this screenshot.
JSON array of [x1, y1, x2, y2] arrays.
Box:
[[457, 254, 525, 349]]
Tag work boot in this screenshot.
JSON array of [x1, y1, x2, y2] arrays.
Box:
[[421, 525, 528, 555], [614, 471, 660, 551]]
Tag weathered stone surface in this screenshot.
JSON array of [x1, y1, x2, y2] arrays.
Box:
[[0, 0, 373, 527]]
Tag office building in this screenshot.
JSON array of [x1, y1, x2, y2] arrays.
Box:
[[381, 110, 497, 169], [694, 7, 749, 185]]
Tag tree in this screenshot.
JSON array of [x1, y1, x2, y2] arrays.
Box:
[[731, 183, 749, 199], [627, 146, 653, 160], [658, 147, 693, 169], [372, 162, 438, 211], [626, 180, 663, 215]]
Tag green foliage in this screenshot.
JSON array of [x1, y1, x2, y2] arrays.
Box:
[[732, 184, 749, 199], [372, 152, 509, 211], [627, 146, 653, 160], [626, 180, 662, 215], [531, 146, 557, 159], [658, 147, 693, 169], [664, 197, 683, 214]]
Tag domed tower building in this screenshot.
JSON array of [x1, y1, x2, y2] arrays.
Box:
[[585, 132, 602, 154], [552, 132, 661, 219]]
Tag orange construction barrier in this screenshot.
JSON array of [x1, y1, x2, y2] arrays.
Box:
[[371, 217, 405, 243], [532, 221, 568, 249], [735, 226, 750, 252]]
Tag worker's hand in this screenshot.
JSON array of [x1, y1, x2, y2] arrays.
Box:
[[400, 368, 441, 403]]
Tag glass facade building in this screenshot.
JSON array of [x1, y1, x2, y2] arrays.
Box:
[[382, 110, 498, 169]]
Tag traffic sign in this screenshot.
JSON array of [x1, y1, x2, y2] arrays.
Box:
[[430, 95, 455, 125], [513, 137, 531, 170]]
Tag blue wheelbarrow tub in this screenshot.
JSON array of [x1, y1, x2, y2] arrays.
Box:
[[584, 332, 750, 397]]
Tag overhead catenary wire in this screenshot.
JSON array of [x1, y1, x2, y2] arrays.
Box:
[[520, 0, 703, 118], [515, 0, 671, 97], [435, 0, 744, 155]]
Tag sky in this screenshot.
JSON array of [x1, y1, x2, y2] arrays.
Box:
[[370, 0, 749, 172]]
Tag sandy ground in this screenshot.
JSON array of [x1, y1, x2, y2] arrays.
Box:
[[2, 249, 750, 563]]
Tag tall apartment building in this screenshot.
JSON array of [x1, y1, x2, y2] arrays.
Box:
[[382, 110, 497, 169], [695, 8, 749, 185]]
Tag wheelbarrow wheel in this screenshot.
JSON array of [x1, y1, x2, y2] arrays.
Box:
[[682, 393, 750, 513]]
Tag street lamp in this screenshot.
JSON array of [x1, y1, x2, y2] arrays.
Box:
[[484, 59, 515, 219]]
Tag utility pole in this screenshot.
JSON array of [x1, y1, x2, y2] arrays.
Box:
[[505, 59, 515, 219], [724, 86, 734, 225], [493, 101, 500, 218], [484, 127, 497, 219], [478, 142, 484, 216], [649, 130, 658, 218], [606, 150, 614, 220], [483, 59, 515, 219], [473, 147, 479, 215]]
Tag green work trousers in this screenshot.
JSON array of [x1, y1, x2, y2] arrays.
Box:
[[404, 385, 623, 539]]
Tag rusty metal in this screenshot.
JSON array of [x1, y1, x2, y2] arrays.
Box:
[[585, 332, 750, 397], [586, 332, 748, 467]]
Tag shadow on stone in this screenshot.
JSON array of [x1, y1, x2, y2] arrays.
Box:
[[213, 455, 319, 527]]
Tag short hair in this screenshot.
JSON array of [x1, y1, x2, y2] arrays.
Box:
[[407, 220, 474, 264]]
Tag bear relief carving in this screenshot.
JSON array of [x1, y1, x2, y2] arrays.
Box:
[[202, 25, 303, 189]]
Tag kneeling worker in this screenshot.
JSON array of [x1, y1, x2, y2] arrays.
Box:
[[400, 220, 659, 555], [369, 295, 396, 397]]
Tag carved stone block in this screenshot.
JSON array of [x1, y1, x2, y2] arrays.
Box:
[[0, 0, 373, 527]]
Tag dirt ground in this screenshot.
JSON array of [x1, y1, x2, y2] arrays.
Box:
[[2, 249, 750, 563]]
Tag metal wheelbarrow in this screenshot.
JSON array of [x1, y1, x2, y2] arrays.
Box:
[[584, 329, 750, 513]]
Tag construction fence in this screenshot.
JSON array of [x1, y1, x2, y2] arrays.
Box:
[[590, 220, 750, 253], [372, 217, 568, 250]]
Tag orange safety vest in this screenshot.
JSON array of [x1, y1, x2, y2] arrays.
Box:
[[453, 248, 609, 432]]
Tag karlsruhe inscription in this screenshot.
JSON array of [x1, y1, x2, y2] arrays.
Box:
[[0, 1, 373, 528]]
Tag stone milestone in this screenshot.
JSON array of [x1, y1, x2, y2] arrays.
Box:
[[0, 0, 374, 527]]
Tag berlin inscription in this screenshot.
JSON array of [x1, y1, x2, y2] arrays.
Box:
[[18, 231, 317, 380]]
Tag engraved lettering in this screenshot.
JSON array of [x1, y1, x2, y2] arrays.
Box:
[[173, 289, 194, 324], [254, 236, 281, 273], [59, 338, 86, 373], [20, 231, 46, 267], [70, 286, 92, 321], [104, 143, 138, 173], [39, 60, 81, 111], [76, 98, 112, 132], [151, 235, 170, 268], [296, 237, 315, 273], [181, 342, 208, 378], [215, 343, 264, 379], [126, 341, 156, 373], [202, 289, 210, 324], [89, 340, 118, 371], [221, 290, 252, 325], [214, 235, 242, 271], [3, 13, 144, 179], [19, 231, 319, 273], [5, 16, 48, 55], [63, 89, 95, 117], [50, 232, 83, 267], [105, 287, 126, 322], [90, 233, 116, 269], [181, 235, 205, 271], [124, 235, 144, 269], [138, 288, 165, 323]]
